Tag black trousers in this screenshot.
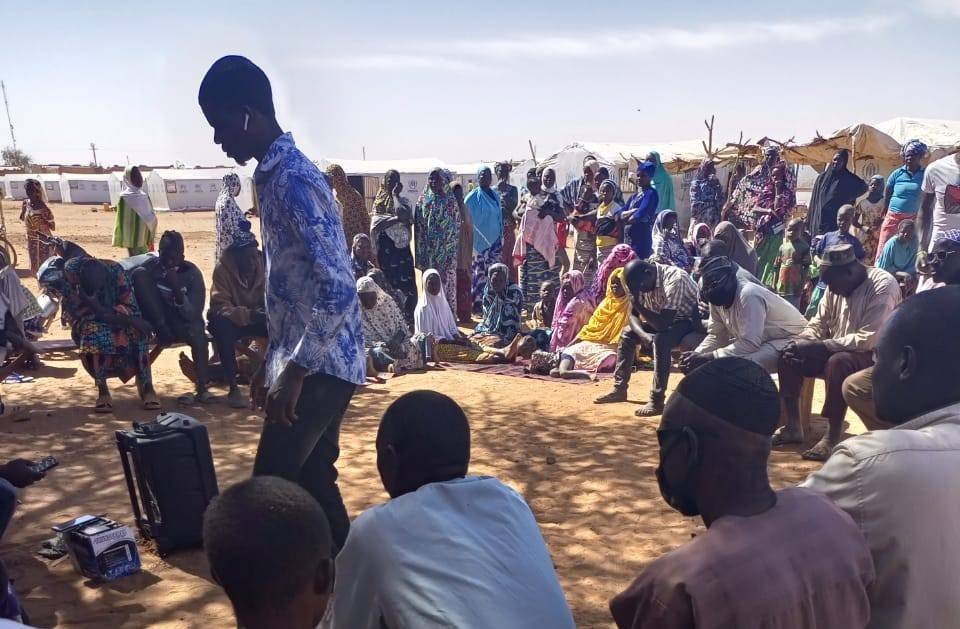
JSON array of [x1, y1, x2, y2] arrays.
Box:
[[613, 319, 695, 402], [252, 373, 356, 552], [131, 267, 209, 384], [207, 314, 267, 381]]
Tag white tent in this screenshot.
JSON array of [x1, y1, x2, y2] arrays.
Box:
[[60, 173, 112, 204], [873, 117, 960, 161], [2, 173, 62, 201], [143, 168, 255, 212]]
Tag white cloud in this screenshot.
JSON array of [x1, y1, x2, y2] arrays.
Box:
[[413, 15, 896, 58], [299, 54, 479, 72], [916, 0, 960, 17]]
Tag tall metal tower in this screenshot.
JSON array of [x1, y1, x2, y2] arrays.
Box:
[[1, 81, 15, 150]]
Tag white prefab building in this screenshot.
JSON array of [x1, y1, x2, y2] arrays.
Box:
[[319, 158, 446, 210], [142, 168, 255, 212], [60, 173, 112, 204], [3, 173, 63, 202]]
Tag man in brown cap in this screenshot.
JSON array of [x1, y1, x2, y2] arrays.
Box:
[[773, 243, 900, 461]]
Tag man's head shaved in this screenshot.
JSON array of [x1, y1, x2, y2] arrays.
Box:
[[874, 286, 960, 425], [377, 391, 470, 498], [623, 259, 657, 294]]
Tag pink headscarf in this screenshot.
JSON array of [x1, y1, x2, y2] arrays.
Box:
[[591, 244, 637, 303], [550, 270, 596, 352]]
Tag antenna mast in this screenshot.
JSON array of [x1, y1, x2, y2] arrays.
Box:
[[1, 82, 15, 150]]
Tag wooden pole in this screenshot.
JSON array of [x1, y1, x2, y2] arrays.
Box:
[[528, 140, 537, 165]]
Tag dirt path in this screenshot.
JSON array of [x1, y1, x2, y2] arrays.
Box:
[[0, 202, 851, 628]]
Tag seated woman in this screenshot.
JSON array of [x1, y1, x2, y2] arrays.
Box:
[[591, 244, 636, 303], [550, 270, 595, 352], [352, 233, 377, 279], [686, 222, 712, 258], [651, 209, 693, 272], [471, 263, 523, 347], [552, 268, 630, 379], [58, 257, 157, 412], [357, 276, 422, 375]]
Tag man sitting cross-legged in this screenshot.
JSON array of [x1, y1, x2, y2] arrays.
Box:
[[610, 357, 874, 629], [129, 230, 211, 404], [680, 256, 807, 374], [207, 220, 266, 408], [595, 259, 701, 416], [774, 243, 900, 461], [327, 390, 575, 629], [803, 286, 960, 628], [203, 477, 334, 629]]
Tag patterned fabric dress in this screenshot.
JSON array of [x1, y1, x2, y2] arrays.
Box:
[[415, 186, 461, 315], [22, 199, 55, 274], [465, 185, 504, 314], [214, 173, 244, 261], [472, 264, 523, 347], [360, 285, 422, 372], [62, 257, 150, 384], [371, 180, 417, 325], [688, 162, 724, 235], [854, 196, 884, 262], [326, 164, 371, 248], [498, 184, 520, 284]]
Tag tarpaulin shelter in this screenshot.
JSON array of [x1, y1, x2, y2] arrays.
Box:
[[873, 117, 960, 161]]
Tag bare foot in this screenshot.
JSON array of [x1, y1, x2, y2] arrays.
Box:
[[635, 400, 664, 417], [772, 426, 805, 446], [503, 335, 523, 361], [801, 437, 836, 462]]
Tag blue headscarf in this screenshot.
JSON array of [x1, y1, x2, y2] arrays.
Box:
[[637, 160, 657, 177], [464, 166, 502, 254], [648, 151, 675, 212], [901, 139, 929, 158]]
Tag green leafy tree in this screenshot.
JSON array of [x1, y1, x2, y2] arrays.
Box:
[[1, 146, 30, 169]]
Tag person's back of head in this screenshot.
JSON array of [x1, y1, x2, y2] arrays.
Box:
[[203, 476, 333, 629], [377, 390, 470, 498], [874, 286, 960, 425], [699, 239, 730, 262], [623, 259, 657, 296], [658, 358, 779, 520]]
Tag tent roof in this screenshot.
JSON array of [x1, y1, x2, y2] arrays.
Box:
[[149, 168, 235, 181], [780, 123, 903, 167], [319, 157, 445, 176], [539, 140, 744, 174], [3, 173, 61, 182], [873, 117, 960, 158], [60, 173, 113, 181]]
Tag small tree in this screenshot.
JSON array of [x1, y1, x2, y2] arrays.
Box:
[[1, 146, 30, 169]]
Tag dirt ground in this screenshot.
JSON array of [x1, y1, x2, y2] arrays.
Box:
[[0, 201, 862, 628]]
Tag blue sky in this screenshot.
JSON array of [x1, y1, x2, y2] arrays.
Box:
[[3, 0, 959, 167]]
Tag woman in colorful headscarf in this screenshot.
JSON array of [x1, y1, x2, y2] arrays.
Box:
[[875, 139, 928, 263], [554, 267, 630, 377], [371, 169, 416, 323], [326, 163, 370, 248], [549, 269, 596, 352], [651, 210, 693, 272], [646, 151, 675, 212], [472, 263, 522, 347], [20, 179, 56, 274], [465, 166, 504, 314], [594, 179, 623, 263], [112, 165, 157, 257], [853, 175, 886, 261], [357, 275, 422, 374], [591, 243, 636, 304], [688, 159, 723, 236], [688, 222, 713, 257], [415, 168, 461, 313], [713, 221, 759, 276], [514, 168, 563, 313], [58, 256, 157, 412], [451, 181, 474, 323], [806, 149, 867, 237], [214, 172, 244, 261], [495, 162, 520, 284], [725, 146, 797, 287]]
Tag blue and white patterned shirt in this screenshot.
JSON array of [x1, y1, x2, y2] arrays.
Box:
[[254, 133, 365, 387]]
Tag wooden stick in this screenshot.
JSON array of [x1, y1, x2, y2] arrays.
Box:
[[528, 140, 537, 165]]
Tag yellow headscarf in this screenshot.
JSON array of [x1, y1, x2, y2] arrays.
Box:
[[576, 267, 630, 344]]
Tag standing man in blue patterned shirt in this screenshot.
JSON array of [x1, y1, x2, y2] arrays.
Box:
[[198, 56, 365, 550]]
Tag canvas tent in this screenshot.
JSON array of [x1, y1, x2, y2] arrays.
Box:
[[60, 173, 112, 204], [873, 117, 960, 161], [141, 168, 255, 212], [2, 173, 62, 201]]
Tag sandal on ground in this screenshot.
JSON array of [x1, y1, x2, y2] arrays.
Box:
[[94, 395, 114, 414], [771, 426, 805, 447], [142, 393, 161, 411], [226, 389, 247, 409], [634, 401, 665, 417], [595, 389, 627, 404], [196, 390, 216, 405], [801, 438, 835, 462]]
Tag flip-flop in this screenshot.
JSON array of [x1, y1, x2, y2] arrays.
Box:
[[197, 390, 216, 405], [801, 440, 834, 462], [94, 398, 113, 414], [771, 427, 805, 447], [177, 393, 196, 406], [142, 394, 161, 411], [3, 373, 34, 384]]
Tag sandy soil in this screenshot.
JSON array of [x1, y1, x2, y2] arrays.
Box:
[[0, 201, 859, 628]]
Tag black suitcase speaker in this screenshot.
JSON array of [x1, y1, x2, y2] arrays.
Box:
[[116, 412, 219, 556]]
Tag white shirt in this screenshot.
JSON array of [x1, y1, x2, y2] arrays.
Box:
[[326, 477, 575, 629], [696, 279, 808, 358], [802, 401, 960, 629], [921, 154, 960, 246]]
